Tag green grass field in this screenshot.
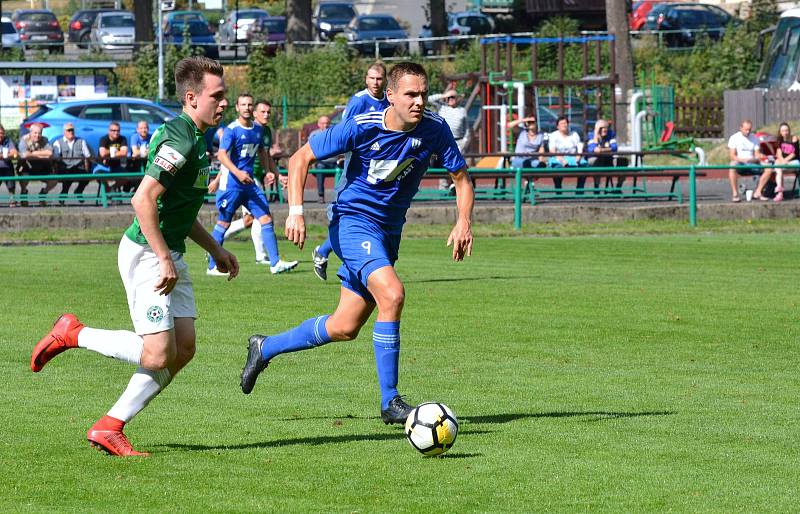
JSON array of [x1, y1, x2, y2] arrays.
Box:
[[1, 231, 798, 512]]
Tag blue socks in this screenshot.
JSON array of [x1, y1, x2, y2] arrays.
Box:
[[261, 222, 281, 265], [208, 223, 227, 269], [319, 237, 333, 258], [260, 315, 332, 362], [373, 321, 400, 410]]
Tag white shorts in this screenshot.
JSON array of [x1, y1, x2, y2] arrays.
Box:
[[117, 236, 197, 335]]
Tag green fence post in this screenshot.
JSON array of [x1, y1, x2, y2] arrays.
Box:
[[99, 181, 108, 208], [689, 165, 697, 227], [282, 95, 288, 129], [514, 168, 522, 230]]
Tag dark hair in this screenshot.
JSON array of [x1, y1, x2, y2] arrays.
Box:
[[556, 115, 569, 125], [174, 56, 224, 106], [387, 62, 427, 91], [237, 92, 253, 103], [255, 99, 271, 108], [777, 122, 791, 145]]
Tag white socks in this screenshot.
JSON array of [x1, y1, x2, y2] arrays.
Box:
[[108, 367, 173, 422], [78, 328, 143, 365], [224, 218, 246, 240], [251, 219, 266, 261]]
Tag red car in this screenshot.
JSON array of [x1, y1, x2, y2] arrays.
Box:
[[629, 0, 661, 30]]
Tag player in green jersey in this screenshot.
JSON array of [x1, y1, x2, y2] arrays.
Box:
[[30, 56, 239, 456]]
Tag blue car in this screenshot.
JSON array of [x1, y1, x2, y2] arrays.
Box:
[[20, 97, 177, 155], [164, 18, 218, 59]]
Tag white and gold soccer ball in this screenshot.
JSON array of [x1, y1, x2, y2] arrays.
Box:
[[404, 402, 458, 456]]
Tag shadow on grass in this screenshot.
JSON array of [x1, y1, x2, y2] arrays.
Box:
[[462, 411, 675, 424], [155, 429, 494, 453], [405, 275, 529, 284]]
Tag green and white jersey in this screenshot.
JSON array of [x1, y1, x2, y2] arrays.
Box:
[[124, 112, 211, 254], [252, 124, 273, 181]]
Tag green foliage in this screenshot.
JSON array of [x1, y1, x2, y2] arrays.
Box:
[[119, 37, 204, 101]]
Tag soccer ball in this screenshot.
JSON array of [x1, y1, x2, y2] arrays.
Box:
[[404, 402, 458, 456]]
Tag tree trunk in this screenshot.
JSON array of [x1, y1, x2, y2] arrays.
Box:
[[606, 0, 634, 142], [286, 0, 312, 51], [429, 0, 447, 53], [135, 1, 154, 47]]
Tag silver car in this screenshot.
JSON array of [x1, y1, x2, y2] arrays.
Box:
[[218, 9, 267, 50], [90, 11, 135, 51], [1, 16, 22, 48]]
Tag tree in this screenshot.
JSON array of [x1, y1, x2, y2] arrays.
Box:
[[606, 0, 634, 141], [429, 0, 447, 53], [286, 0, 312, 49], [134, 1, 154, 46]]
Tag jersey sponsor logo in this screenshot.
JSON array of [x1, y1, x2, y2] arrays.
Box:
[[370, 142, 381, 151], [155, 145, 187, 174], [410, 138, 421, 149], [193, 165, 211, 189], [366, 157, 416, 184]]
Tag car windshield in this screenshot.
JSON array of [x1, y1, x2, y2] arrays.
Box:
[[262, 19, 286, 33], [237, 11, 265, 21], [320, 5, 356, 19], [359, 17, 400, 31], [2, 21, 15, 34], [171, 13, 205, 24], [103, 15, 134, 28], [460, 16, 491, 32], [173, 21, 211, 36], [19, 12, 57, 22]]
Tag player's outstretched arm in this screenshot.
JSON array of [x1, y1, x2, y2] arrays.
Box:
[[285, 143, 317, 250], [446, 167, 474, 261], [189, 220, 239, 281], [131, 175, 178, 295]]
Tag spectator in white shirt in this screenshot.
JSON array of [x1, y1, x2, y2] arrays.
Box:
[[728, 119, 762, 202], [429, 87, 469, 191], [548, 116, 586, 192]]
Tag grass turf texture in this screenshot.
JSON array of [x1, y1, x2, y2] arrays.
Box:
[[1, 233, 797, 512]]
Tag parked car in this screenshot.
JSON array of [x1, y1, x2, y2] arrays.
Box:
[[1, 16, 22, 49], [11, 9, 64, 54], [90, 11, 135, 52], [644, 3, 738, 47], [19, 98, 177, 155], [419, 11, 494, 55], [162, 10, 212, 32], [344, 14, 408, 57], [68, 9, 122, 48], [165, 19, 219, 59], [313, 1, 357, 41], [246, 16, 287, 55], [630, 1, 660, 31], [217, 9, 268, 50]]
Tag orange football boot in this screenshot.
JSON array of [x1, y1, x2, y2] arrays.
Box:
[[30, 314, 84, 372], [87, 426, 149, 457]]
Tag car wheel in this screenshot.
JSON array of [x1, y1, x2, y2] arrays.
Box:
[[79, 33, 90, 49]]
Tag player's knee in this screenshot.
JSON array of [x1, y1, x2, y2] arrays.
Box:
[[378, 285, 405, 313], [141, 347, 175, 370], [259, 214, 272, 225], [177, 341, 196, 366]]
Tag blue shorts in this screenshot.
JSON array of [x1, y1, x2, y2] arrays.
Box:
[[216, 187, 271, 222], [329, 215, 401, 302]]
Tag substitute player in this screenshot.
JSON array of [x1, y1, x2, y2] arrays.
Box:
[[30, 56, 239, 456], [207, 93, 297, 275], [312, 62, 389, 281], [241, 62, 474, 424]]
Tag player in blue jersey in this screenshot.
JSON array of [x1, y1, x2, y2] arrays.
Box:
[[241, 62, 475, 425], [312, 62, 389, 281], [208, 93, 298, 275]]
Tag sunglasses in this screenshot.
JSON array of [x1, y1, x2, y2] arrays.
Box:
[[65, 128, 74, 132]]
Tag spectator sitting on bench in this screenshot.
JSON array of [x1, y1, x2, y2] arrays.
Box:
[[0, 124, 19, 207], [586, 119, 628, 192], [126, 120, 152, 193], [754, 122, 798, 203], [52, 123, 92, 205], [727, 119, 761, 203], [548, 115, 587, 193], [509, 116, 547, 170], [18, 123, 54, 206], [93, 121, 128, 193]]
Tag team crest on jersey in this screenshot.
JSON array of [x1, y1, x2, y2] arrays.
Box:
[[370, 142, 381, 151], [146, 305, 164, 323], [410, 138, 421, 149]]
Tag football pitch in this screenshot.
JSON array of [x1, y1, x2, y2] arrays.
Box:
[[1, 231, 797, 512]]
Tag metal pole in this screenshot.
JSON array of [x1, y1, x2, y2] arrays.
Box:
[[689, 165, 697, 227], [157, 3, 164, 101], [514, 168, 522, 230]]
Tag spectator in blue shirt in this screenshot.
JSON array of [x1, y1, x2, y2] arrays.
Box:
[[586, 119, 619, 191]]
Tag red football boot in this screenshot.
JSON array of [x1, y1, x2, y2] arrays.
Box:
[[87, 420, 149, 457], [30, 314, 84, 372]]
